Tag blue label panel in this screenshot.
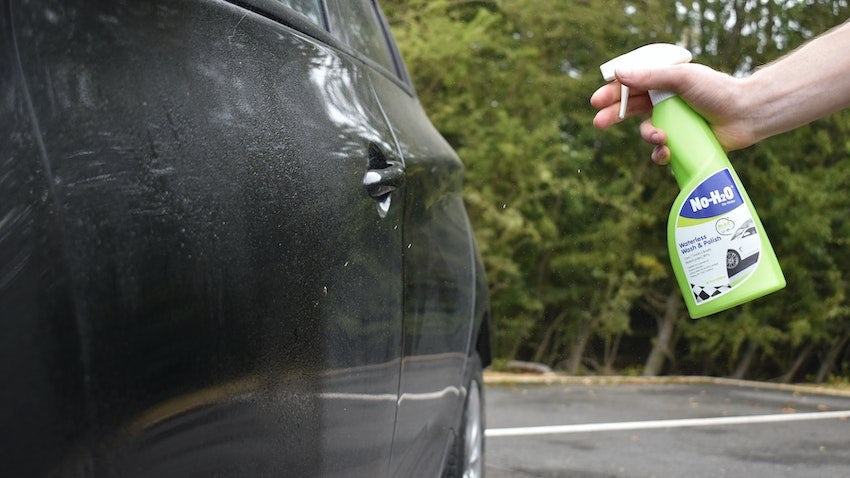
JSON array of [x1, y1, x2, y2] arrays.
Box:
[[679, 169, 742, 219]]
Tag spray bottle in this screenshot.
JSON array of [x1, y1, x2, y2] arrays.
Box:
[[599, 44, 785, 318]]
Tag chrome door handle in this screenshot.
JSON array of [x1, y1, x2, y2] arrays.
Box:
[[363, 162, 405, 199], [362, 143, 405, 218]]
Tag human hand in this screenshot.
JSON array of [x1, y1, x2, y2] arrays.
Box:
[[590, 63, 754, 164]]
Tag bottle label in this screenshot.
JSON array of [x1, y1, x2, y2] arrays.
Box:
[[675, 169, 760, 304]]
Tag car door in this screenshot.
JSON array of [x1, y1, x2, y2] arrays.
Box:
[[371, 72, 480, 477], [344, 2, 483, 475], [4, 0, 403, 476]]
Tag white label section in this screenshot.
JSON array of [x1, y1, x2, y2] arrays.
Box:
[[676, 169, 760, 304]]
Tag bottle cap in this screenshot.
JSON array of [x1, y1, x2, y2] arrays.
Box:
[[599, 43, 692, 119]]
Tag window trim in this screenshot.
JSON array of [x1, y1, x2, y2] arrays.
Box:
[[371, 0, 414, 90], [317, 0, 330, 31], [226, 0, 416, 97], [321, 0, 416, 97], [230, 0, 335, 44]]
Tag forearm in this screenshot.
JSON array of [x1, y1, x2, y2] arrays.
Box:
[[744, 20, 850, 142]]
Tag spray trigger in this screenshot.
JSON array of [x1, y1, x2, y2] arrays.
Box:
[[599, 43, 693, 121]]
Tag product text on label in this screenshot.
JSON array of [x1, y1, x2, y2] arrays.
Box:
[[689, 186, 735, 213]]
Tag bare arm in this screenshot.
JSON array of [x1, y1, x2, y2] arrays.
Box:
[[590, 20, 850, 164], [747, 21, 850, 142]]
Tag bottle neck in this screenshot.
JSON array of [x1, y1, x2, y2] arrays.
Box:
[[649, 89, 676, 105], [651, 95, 730, 189]]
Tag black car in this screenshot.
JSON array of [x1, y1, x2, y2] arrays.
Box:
[[1, 0, 491, 476]]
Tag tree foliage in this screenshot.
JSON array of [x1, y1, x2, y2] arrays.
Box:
[[382, 0, 850, 382]]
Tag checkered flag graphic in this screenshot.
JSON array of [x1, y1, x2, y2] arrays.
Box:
[[691, 283, 732, 303]]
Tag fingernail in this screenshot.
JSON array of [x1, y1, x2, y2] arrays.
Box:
[[650, 146, 664, 164], [651, 132, 660, 144]]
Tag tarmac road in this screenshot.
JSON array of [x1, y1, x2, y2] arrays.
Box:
[[484, 379, 850, 477]]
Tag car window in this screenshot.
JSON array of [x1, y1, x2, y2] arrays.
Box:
[[324, 0, 396, 74], [273, 0, 324, 28]]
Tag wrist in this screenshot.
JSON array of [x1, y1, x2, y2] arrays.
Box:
[[701, 73, 762, 151], [734, 72, 772, 147]]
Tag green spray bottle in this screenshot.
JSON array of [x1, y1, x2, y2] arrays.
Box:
[[600, 43, 785, 318]]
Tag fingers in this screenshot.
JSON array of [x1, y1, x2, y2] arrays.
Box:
[[640, 119, 669, 164], [592, 94, 652, 129], [639, 119, 665, 146], [591, 80, 670, 165], [590, 80, 650, 110], [651, 145, 670, 165], [590, 81, 621, 109]]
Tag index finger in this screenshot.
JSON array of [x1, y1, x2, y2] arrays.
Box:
[[590, 80, 622, 109]]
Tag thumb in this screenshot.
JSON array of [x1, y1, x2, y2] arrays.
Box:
[[615, 64, 697, 94]]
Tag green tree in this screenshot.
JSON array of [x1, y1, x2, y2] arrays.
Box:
[[383, 0, 850, 382]]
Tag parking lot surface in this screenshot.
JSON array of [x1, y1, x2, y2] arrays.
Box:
[[484, 380, 850, 477]]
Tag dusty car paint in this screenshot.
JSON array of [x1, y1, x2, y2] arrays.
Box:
[[1, 0, 489, 476]]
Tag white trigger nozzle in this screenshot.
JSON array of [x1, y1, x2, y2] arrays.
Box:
[[619, 84, 629, 120]]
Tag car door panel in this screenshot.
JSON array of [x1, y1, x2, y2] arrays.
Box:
[[4, 0, 403, 476], [0, 6, 91, 477], [366, 69, 482, 476]]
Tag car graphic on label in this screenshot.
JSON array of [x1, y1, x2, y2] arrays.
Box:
[[727, 219, 759, 271]]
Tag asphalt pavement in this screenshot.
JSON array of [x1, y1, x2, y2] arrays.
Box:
[[484, 379, 850, 477]]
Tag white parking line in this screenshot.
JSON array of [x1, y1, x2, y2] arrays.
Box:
[[486, 410, 850, 437]]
